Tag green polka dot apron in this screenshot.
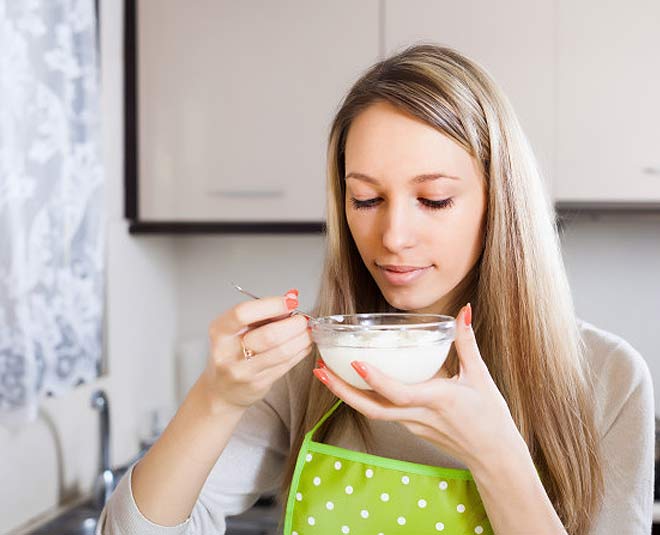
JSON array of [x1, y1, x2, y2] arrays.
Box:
[[284, 400, 493, 534]]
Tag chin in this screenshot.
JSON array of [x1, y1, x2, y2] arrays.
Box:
[[381, 290, 436, 313]]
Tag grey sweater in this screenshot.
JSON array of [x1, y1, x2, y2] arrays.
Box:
[[97, 320, 655, 534]]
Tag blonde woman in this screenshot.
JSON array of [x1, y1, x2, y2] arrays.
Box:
[[99, 44, 654, 534]]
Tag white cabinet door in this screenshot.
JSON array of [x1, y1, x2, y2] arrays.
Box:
[[556, 0, 660, 205], [383, 0, 556, 197], [136, 0, 380, 222]]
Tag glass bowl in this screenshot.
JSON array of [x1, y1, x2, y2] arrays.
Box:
[[309, 313, 456, 390]]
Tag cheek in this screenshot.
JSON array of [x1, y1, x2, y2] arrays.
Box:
[[348, 218, 376, 256], [428, 209, 485, 268]]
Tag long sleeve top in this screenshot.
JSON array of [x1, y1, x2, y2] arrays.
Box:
[[97, 319, 655, 534]]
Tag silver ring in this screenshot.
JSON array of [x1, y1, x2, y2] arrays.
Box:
[[240, 337, 255, 360]]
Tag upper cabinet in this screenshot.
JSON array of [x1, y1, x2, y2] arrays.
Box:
[[129, 0, 380, 229], [383, 0, 556, 197], [384, 0, 660, 208], [126, 1, 660, 233], [555, 0, 660, 206]]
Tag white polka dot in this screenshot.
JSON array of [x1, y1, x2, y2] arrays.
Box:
[[457, 503, 466, 513], [307, 516, 315, 526], [475, 527, 484, 534], [439, 480, 448, 490], [380, 492, 390, 502], [345, 485, 354, 495], [313, 476, 321, 486], [365, 468, 374, 478], [418, 499, 427, 508], [292, 532, 298, 535], [341, 526, 350, 534], [334, 461, 342, 470], [435, 522, 445, 531], [326, 501, 334, 510], [295, 492, 302, 501], [397, 516, 406, 525], [360, 509, 369, 518], [305, 453, 312, 462], [401, 475, 410, 485]]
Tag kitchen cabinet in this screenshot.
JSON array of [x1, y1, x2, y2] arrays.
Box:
[[126, 0, 380, 231], [126, 1, 660, 234], [555, 0, 660, 206], [383, 0, 556, 199]]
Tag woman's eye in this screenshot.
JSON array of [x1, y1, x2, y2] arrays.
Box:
[[419, 197, 454, 210], [349, 197, 454, 210], [350, 197, 381, 210]]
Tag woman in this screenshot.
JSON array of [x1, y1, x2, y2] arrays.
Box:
[[99, 44, 654, 534]]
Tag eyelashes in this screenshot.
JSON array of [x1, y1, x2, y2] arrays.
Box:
[[349, 197, 455, 211]]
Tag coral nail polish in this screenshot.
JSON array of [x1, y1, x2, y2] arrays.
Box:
[[351, 361, 368, 378], [286, 288, 299, 296], [313, 368, 329, 384], [316, 358, 326, 369], [286, 297, 298, 310], [464, 302, 472, 327]]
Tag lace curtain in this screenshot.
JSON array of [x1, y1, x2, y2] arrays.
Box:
[[0, 0, 104, 425]]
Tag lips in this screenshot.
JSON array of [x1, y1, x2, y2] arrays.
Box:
[[377, 264, 433, 286], [379, 264, 430, 273]]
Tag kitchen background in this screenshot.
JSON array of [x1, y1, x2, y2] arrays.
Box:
[[1, 0, 659, 533]]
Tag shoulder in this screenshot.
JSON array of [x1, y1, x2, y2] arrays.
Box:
[[576, 319, 654, 435]]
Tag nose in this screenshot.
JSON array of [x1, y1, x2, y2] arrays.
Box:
[[381, 198, 417, 252]]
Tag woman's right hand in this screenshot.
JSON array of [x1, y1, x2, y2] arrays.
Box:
[[203, 289, 313, 411]]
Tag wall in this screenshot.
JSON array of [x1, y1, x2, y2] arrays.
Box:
[[560, 211, 660, 409]]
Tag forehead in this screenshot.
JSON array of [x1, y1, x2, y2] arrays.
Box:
[[344, 101, 479, 186]]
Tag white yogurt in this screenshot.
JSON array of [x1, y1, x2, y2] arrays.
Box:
[[317, 329, 453, 389]]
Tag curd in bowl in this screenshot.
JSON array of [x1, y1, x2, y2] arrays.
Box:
[[309, 313, 456, 389]]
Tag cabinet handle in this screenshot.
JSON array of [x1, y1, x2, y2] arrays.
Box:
[[642, 167, 660, 175], [206, 189, 285, 198]]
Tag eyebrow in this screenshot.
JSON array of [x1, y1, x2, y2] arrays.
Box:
[[344, 172, 461, 184]]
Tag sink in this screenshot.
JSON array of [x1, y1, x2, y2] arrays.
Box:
[[26, 498, 100, 535], [23, 493, 281, 535]]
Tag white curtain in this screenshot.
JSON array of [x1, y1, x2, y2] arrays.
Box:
[[0, 0, 104, 424]]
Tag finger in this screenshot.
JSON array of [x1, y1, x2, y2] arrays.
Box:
[[241, 313, 308, 354], [349, 361, 424, 407], [257, 344, 313, 383], [312, 366, 419, 422], [209, 332, 307, 387], [350, 360, 456, 408], [251, 328, 313, 372], [453, 303, 487, 378], [210, 291, 298, 339]]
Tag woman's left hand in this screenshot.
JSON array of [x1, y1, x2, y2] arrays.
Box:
[[312, 304, 527, 471]]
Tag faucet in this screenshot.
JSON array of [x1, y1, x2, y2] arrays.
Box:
[[91, 389, 115, 510]]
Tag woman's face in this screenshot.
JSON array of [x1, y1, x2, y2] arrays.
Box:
[[344, 100, 487, 314]]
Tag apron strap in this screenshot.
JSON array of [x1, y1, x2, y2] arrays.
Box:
[[305, 399, 343, 442]]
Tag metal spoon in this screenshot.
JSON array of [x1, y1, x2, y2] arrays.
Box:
[[231, 282, 315, 321]]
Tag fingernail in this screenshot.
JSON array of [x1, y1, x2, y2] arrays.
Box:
[[286, 296, 298, 310], [351, 361, 368, 378], [313, 368, 329, 384], [285, 288, 299, 296], [316, 358, 326, 369], [463, 302, 472, 327]]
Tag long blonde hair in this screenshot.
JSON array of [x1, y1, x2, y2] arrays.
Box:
[[281, 43, 603, 534]]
